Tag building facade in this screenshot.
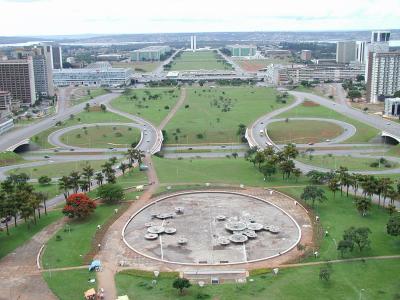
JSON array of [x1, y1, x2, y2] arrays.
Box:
[[367, 52, 400, 103], [336, 41, 356, 64], [131, 46, 171, 61], [226, 45, 256, 57], [300, 50, 312, 61], [52, 45, 63, 69], [356, 41, 366, 64], [190, 35, 197, 51], [385, 98, 400, 117], [0, 58, 36, 106], [53, 62, 132, 87]]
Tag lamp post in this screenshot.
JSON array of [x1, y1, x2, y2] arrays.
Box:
[[359, 288, 365, 300]]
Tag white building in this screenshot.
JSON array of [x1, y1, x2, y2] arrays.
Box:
[[356, 41, 366, 64], [365, 31, 391, 85], [190, 35, 197, 51], [53, 62, 132, 87], [385, 98, 400, 117], [336, 41, 356, 64], [367, 52, 400, 103]]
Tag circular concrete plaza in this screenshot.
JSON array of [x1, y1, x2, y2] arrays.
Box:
[[123, 191, 301, 265]]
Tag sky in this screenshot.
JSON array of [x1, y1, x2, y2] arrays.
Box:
[[0, 0, 399, 36]]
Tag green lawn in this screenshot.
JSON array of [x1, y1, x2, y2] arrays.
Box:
[[164, 87, 291, 144], [153, 156, 308, 187], [71, 88, 108, 105], [116, 259, 400, 300], [7, 160, 108, 179], [43, 269, 97, 300], [297, 155, 399, 171], [387, 145, 400, 157], [110, 88, 180, 125], [111, 61, 160, 73], [279, 186, 400, 261], [276, 102, 379, 143], [31, 110, 132, 149], [33, 183, 61, 198], [0, 152, 25, 167], [42, 204, 118, 268], [234, 57, 293, 71], [267, 120, 343, 144], [169, 51, 232, 71], [117, 167, 148, 188], [59, 125, 141, 148], [0, 211, 62, 260]]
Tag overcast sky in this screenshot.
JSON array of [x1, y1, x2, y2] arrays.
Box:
[[1, 0, 399, 36]]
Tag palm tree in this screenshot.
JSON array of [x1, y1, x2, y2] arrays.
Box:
[[133, 149, 145, 165], [95, 172, 104, 186], [35, 192, 48, 215], [119, 163, 128, 175], [58, 176, 71, 199], [328, 177, 340, 199], [377, 178, 393, 206], [68, 171, 81, 193], [301, 185, 327, 208], [102, 162, 116, 183], [0, 191, 10, 235], [82, 165, 95, 191], [126, 148, 135, 166], [336, 166, 349, 196]]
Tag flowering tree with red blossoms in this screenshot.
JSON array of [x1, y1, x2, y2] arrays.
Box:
[[62, 193, 96, 219]]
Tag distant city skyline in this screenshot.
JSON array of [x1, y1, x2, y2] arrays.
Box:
[[1, 0, 400, 36]]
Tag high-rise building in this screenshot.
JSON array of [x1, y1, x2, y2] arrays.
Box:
[[356, 41, 366, 64], [0, 90, 12, 112], [300, 50, 312, 61], [385, 98, 400, 117], [131, 46, 171, 61], [364, 31, 390, 85], [190, 35, 197, 51], [0, 91, 14, 135], [51, 45, 63, 69], [226, 45, 256, 57], [336, 41, 356, 63], [0, 58, 36, 106], [367, 52, 400, 103]]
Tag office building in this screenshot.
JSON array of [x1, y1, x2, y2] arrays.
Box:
[[264, 49, 291, 57], [365, 31, 391, 85], [190, 35, 197, 51], [226, 45, 257, 57], [336, 41, 356, 63], [0, 58, 36, 106], [266, 64, 364, 85], [53, 62, 132, 87], [385, 98, 400, 117], [52, 45, 63, 69], [300, 50, 312, 61], [131, 46, 171, 61], [0, 90, 12, 112], [356, 41, 366, 64], [367, 52, 400, 103], [97, 54, 123, 61]]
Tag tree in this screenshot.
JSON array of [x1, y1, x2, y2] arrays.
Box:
[[347, 90, 362, 101], [96, 184, 124, 204], [293, 168, 302, 183], [337, 239, 354, 257], [393, 90, 400, 98], [36, 191, 48, 216], [231, 152, 238, 159], [0, 191, 11, 235], [84, 103, 90, 112], [38, 175, 51, 186], [254, 151, 265, 170], [301, 185, 327, 207], [172, 277, 191, 295], [68, 171, 81, 193], [328, 177, 340, 199], [95, 172, 104, 186], [260, 162, 277, 180], [100, 104, 107, 112], [282, 143, 299, 160], [354, 196, 372, 216], [118, 162, 128, 175], [101, 162, 116, 184], [82, 165, 95, 191], [319, 267, 331, 281], [343, 227, 371, 252], [387, 214, 400, 237], [307, 170, 328, 184], [58, 176, 71, 199], [62, 193, 96, 219], [279, 159, 296, 180]]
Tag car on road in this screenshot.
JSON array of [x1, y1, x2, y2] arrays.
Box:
[[325, 139, 331, 142], [69, 148, 75, 151], [386, 122, 391, 125], [44, 155, 50, 159], [308, 142, 314, 145]]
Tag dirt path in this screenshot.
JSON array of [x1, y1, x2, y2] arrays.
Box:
[[95, 88, 187, 299], [0, 218, 66, 300], [158, 87, 187, 130]]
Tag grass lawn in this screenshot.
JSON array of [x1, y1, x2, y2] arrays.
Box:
[[111, 61, 160, 73], [297, 155, 399, 171], [0, 211, 62, 259], [267, 120, 343, 144], [43, 269, 97, 300], [116, 259, 400, 300], [117, 167, 148, 188], [279, 186, 400, 261], [234, 58, 293, 72], [7, 160, 108, 179], [387, 145, 400, 157], [33, 183, 61, 198], [0, 152, 25, 167], [153, 156, 308, 187], [169, 51, 232, 71], [110, 88, 180, 125], [276, 101, 379, 143], [42, 204, 118, 268], [31, 110, 132, 149], [59, 125, 141, 148], [71, 88, 108, 105], [164, 87, 291, 144]]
